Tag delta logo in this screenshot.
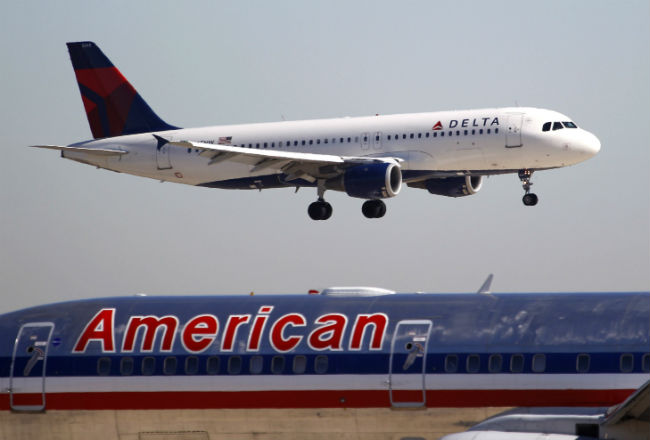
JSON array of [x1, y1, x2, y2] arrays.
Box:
[[432, 117, 500, 131]]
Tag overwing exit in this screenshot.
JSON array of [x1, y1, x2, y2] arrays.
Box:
[[32, 42, 601, 220]]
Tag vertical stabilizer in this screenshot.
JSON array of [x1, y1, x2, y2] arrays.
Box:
[[66, 41, 178, 139]]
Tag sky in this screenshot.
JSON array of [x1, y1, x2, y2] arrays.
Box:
[[1, 1, 648, 314]]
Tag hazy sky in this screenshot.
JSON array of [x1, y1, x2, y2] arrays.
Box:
[[1, 1, 648, 314]]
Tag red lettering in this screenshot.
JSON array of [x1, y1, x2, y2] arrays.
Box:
[[308, 313, 347, 351], [221, 315, 250, 351], [349, 313, 388, 350], [182, 314, 219, 353], [122, 315, 178, 352], [270, 313, 306, 352], [248, 306, 273, 351], [73, 308, 115, 353]]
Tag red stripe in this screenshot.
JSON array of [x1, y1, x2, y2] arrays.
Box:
[[0, 389, 634, 411]]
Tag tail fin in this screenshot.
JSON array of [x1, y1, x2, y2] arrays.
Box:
[[66, 41, 178, 139]]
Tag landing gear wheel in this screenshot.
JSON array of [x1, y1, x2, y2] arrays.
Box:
[[308, 200, 333, 220], [518, 169, 538, 207], [362, 200, 386, 218], [522, 193, 538, 206]]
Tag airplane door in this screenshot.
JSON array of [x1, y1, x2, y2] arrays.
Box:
[[373, 132, 382, 150], [156, 136, 173, 169], [389, 320, 431, 408], [361, 132, 370, 150], [505, 114, 523, 148], [9, 322, 54, 411]]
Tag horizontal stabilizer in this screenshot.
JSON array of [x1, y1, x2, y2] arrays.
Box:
[[30, 145, 127, 156]]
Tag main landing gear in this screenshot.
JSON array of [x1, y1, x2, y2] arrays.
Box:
[[308, 183, 333, 221], [308, 198, 333, 220], [362, 199, 386, 218], [519, 169, 539, 206]]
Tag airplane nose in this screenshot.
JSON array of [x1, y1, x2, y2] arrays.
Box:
[[579, 131, 601, 157]]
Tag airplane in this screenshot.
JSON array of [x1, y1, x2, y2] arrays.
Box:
[[1, 287, 648, 439], [31, 41, 601, 220]]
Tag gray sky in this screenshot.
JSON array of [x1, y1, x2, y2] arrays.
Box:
[[1, 1, 648, 314]]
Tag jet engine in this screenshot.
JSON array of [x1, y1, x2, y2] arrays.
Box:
[[327, 162, 402, 199], [422, 175, 483, 197]]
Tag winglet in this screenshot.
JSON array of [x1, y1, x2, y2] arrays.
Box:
[[477, 274, 494, 295]]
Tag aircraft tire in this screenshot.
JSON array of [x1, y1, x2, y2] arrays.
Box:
[[523, 193, 538, 206]]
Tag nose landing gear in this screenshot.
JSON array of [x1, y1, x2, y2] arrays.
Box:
[[519, 169, 538, 206]]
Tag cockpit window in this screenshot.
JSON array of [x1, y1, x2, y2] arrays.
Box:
[[562, 121, 577, 128], [542, 122, 551, 132], [552, 122, 563, 131]]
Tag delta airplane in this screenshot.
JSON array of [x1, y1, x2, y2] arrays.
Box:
[[32, 42, 601, 220], [1, 287, 648, 439]]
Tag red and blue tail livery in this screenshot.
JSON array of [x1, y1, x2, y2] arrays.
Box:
[[66, 41, 178, 139]]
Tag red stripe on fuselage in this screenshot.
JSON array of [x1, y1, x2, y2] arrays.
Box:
[[0, 389, 634, 411]]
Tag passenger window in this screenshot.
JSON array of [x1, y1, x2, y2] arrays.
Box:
[[433, 132, 437, 137], [250, 356, 263, 374], [293, 355, 307, 374], [426, 132, 430, 138], [467, 354, 480, 373], [532, 354, 546, 373], [542, 122, 551, 132], [479, 129, 483, 134], [347, 137, 351, 143], [142, 356, 155, 375], [387, 135, 391, 140], [97, 357, 111, 376], [562, 121, 577, 128], [510, 354, 524, 373], [444, 354, 459, 373], [256, 143, 260, 148], [263, 142, 268, 148], [471, 129, 475, 135], [417, 133, 421, 138], [495, 128, 499, 134], [340, 138, 344, 143], [316, 139, 320, 144], [576, 354, 590, 373], [440, 132, 444, 137], [301, 140, 305, 146], [120, 357, 134, 376], [410, 133, 414, 139], [324, 139, 328, 144], [228, 356, 242, 374], [488, 354, 502, 373], [315, 355, 328, 374], [463, 130, 468, 136], [294, 141, 298, 146], [643, 354, 650, 372], [271, 356, 285, 374], [448, 131, 453, 136], [363, 136, 368, 142], [185, 356, 199, 374], [271, 142, 275, 148], [206, 356, 220, 374], [163, 356, 177, 375], [309, 140, 313, 145], [456, 131, 460, 136], [487, 129, 491, 134], [552, 122, 563, 130], [620, 354, 634, 373], [375, 135, 380, 141], [402, 134, 406, 139]]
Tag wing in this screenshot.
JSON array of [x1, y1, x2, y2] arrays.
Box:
[[168, 138, 401, 183], [30, 145, 127, 156], [603, 378, 650, 425]]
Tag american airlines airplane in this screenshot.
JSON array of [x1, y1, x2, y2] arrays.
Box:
[[1, 287, 648, 439], [32, 42, 601, 220]]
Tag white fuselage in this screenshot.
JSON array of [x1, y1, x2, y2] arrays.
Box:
[[63, 107, 600, 188]]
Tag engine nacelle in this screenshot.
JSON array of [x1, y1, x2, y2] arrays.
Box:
[[424, 175, 483, 197], [328, 162, 402, 199]]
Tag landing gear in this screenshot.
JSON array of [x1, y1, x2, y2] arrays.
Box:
[[518, 169, 538, 206], [308, 199, 332, 220], [308, 182, 333, 220], [362, 199, 386, 218]]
